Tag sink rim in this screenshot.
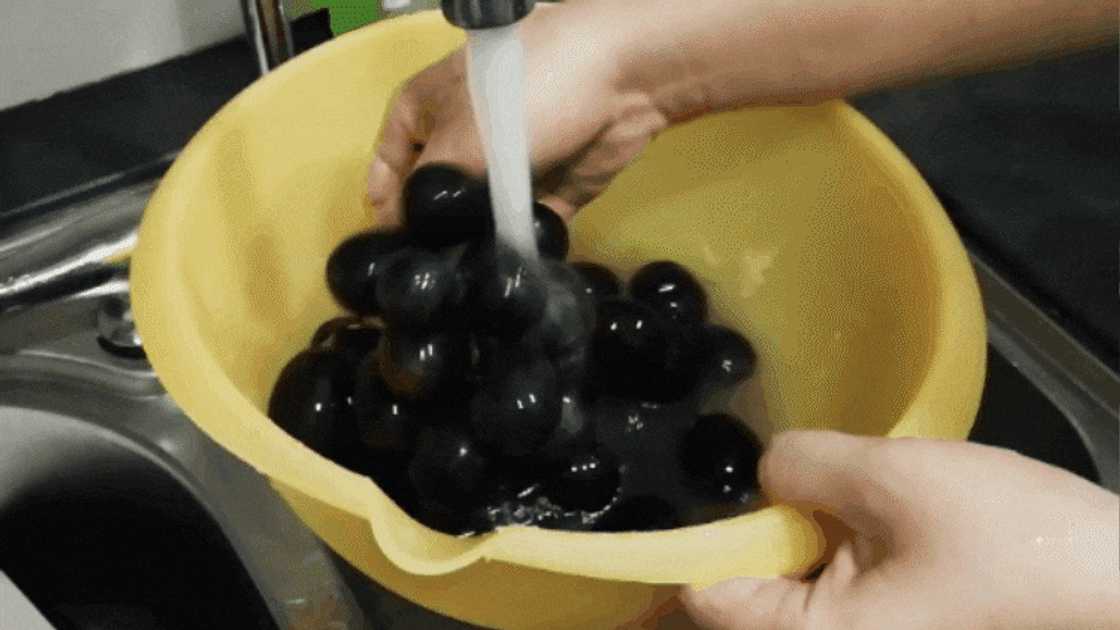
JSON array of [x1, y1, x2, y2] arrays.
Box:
[[0, 317, 369, 629]]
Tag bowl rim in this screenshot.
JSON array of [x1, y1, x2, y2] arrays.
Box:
[[130, 10, 985, 585]]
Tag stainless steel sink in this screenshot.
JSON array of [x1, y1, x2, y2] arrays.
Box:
[[0, 177, 482, 629], [0, 270, 370, 628], [968, 253, 1118, 492], [0, 393, 279, 629], [0, 175, 1115, 630]]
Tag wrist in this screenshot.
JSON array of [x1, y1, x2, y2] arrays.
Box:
[[599, 0, 897, 119], [605, 1, 713, 124], [604, 0, 821, 124], [522, 1, 671, 122]]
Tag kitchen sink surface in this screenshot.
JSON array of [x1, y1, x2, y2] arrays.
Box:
[[0, 399, 277, 630]]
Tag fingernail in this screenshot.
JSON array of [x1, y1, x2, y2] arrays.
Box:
[[367, 158, 392, 200]]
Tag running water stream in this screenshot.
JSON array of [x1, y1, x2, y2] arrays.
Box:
[[465, 26, 538, 260]]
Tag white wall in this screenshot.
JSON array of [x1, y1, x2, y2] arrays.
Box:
[[0, 0, 316, 111]]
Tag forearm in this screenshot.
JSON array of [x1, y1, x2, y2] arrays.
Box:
[[591, 0, 1116, 120]]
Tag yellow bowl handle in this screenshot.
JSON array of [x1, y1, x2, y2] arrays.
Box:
[[473, 503, 826, 585]]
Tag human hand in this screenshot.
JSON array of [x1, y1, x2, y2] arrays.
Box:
[[681, 430, 1120, 630], [367, 1, 671, 224], [368, 0, 1115, 230]]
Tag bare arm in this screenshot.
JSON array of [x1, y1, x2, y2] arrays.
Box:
[[369, 0, 1115, 219], [609, 0, 1117, 120]]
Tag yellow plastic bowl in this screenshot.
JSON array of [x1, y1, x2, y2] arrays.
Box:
[[131, 11, 985, 629]]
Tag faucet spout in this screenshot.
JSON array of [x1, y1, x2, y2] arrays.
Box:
[[441, 0, 535, 29]]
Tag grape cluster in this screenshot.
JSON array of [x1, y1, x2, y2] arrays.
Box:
[[268, 164, 763, 535]]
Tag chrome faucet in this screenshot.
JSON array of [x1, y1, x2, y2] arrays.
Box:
[[241, 0, 295, 74], [441, 0, 535, 28], [1, 1, 296, 320], [239, 0, 537, 76]]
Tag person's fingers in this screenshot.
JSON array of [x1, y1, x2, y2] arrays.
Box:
[[413, 115, 487, 176], [411, 48, 467, 97], [680, 518, 883, 630], [532, 164, 580, 220], [536, 193, 578, 221], [533, 96, 666, 219], [369, 95, 426, 225], [681, 577, 813, 630], [369, 51, 466, 224], [759, 430, 898, 536], [536, 98, 667, 217]]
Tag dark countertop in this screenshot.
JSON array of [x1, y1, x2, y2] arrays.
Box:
[[0, 39, 253, 219], [1, 16, 1114, 366], [856, 47, 1118, 369], [0, 12, 333, 223]]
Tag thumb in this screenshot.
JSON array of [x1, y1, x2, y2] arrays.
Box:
[[759, 430, 898, 536], [681, 576, 811, 630], [368, 115, 486, 229], [681, 431, 897, 630]]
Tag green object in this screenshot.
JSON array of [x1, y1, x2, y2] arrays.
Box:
[[311, 1, 384, 35]]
